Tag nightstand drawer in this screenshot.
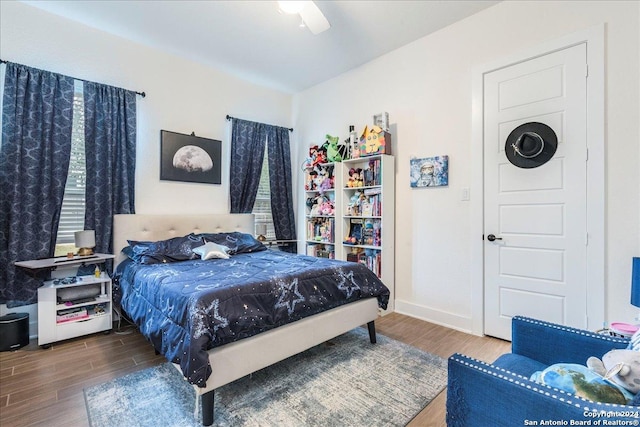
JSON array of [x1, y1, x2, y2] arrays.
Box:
[[55, 315, 111, 342]]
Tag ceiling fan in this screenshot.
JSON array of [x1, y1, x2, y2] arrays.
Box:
[[277, 1, 331, 35]]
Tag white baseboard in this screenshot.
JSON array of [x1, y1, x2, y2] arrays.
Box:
[[394, 299, 478, 335]]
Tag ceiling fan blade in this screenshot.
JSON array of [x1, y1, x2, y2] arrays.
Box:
[[300, 1, 330, 35]]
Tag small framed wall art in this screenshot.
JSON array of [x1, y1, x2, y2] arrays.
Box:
[[160, 130, 222, 184], [410, 155, 449, 188]]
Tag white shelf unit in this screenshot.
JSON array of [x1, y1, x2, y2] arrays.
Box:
[[340, 154, 395, 312], [15, 253, 115, 347], [304, 162, 343, 260], [37, 274, 112, 347]]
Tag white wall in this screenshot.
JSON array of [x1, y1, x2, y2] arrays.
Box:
[[0, 1, 292, 216], [1, 1, 639, 339], [293, 0, 640, 332], [0, 1, 292, 335]]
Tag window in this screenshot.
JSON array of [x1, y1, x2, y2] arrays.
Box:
[[55, 82, 85, 254], [252, 147, 276, 240]]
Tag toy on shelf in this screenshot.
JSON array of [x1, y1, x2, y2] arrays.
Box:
[[347, 168, 363, 188], [307, 192, 334, 217], [359, 125, 391, 157], [305, 162, 334, 192], [321, 134, 350, 163], [346, 191, 364, 216], [319, 200, 334, 216]]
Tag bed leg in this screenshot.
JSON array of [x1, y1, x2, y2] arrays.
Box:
[[201, 390, 214, 426], [367, 321, 377, 344]]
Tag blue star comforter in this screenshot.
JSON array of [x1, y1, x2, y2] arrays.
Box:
[[114, 250, 389, 387]]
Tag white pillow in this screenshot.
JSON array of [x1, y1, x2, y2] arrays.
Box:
[[192, 242, 230, 260]]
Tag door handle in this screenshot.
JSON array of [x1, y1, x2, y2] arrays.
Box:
[[487, 234, 502, 242]]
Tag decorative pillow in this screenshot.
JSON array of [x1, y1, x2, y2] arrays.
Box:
[[196, 232, 266, 255], [628, 328, 640, 351], [192, 242, 230, 260], [127, 234, 205, 264], [530, 363, 634, 404]]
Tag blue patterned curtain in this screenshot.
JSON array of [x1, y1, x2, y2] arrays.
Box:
[[0, 63, 74, 306], [229, 119, 267, 213], [266, 126, 296, 240], [83, 82, 136, 257]]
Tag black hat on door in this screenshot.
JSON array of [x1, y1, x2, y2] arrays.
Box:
[[505, 122, 558, 169]]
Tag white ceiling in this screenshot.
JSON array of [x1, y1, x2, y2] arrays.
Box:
[[21, 0, 499, 93]]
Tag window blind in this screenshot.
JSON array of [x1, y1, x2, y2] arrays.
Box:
[[253, 147, 275, 239], [56, 86, 86, 245]]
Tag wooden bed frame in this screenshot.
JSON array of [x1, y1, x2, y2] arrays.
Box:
[[113, 214, 380, 426]]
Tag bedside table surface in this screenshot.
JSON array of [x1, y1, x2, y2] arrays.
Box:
[[15, 253, 114, 270]]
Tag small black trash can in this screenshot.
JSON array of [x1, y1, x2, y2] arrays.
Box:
[[0, 312, 29, 351]]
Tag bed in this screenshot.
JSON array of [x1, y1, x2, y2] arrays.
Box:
[[112, 214, 390, 426]]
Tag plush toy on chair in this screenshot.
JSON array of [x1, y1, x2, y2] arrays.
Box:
[[530, 330, 640, 406], [586, 328, 640, 405], [587, 350, 640, 397]]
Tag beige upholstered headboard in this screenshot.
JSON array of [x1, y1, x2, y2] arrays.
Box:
[[112, 214, 255, 267]]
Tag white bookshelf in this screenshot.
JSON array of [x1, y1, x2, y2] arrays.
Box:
[[340, 154, 395, 313], [304, 162, 343, 260]]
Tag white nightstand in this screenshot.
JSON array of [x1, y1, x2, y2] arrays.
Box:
[[15, 253, 114, 348]]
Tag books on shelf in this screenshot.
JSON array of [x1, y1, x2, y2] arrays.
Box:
[[345, 189, 381, 217], [346, 248, 381, 278], [362, 158, 382, 187], [307, 217, 334, 243], [56, 307, 88, 323], [345, 218, 381, 246], [55, 303, 107, 323], [306, 243, 335, 259]]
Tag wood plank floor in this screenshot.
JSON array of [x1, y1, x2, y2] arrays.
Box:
[[0, 313, 510, 427]]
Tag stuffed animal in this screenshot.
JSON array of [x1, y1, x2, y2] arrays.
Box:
[[587, 349, 640, 395], [308, 145, 321, 167], [347, 168, 364, 188], [316, 144, 328, 165], [318, 165, 334, 192], [319, 200, 334, 216], [324, 134, 343, 163], [305, 197, 315, 210], [347, 191, 363, 216], [306, 168, 318, 190], [309, 195, 325, 216]]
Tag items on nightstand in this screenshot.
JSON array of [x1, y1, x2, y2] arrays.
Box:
[[256, 223, 267, 242], [14, 253, 114, 348], [75, 229, 96, 256]]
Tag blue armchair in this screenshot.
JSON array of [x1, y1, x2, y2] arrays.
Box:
[[447, 316, 639, 426]]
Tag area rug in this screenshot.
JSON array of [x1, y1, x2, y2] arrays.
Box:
[[84, 328, 447, 427]]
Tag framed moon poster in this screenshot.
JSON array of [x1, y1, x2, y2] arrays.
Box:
[[160, 130, 222, 184]]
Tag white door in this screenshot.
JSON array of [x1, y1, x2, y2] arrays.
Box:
[[484, 43, 588, 340]]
